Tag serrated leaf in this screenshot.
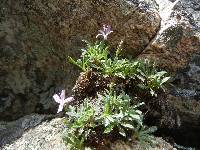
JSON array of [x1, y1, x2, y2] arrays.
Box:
[[150, 89, 157, 97], [66, 112, 79, 118], [137, 84, 147, 89], [143, 126, 157, 134]]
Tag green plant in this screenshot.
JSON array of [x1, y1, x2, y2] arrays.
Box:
[[63, 98, 100, 150], [100, 88, 144, 136], [134, 126, 157, 144], [136, 59, 170, 96], [69, 42, 170, 96], [63, 88, 147, 149], [60, 25, 171, 149], [133, 126, 157, 149], [69, 41, 109, 72], [69, 40, 139, 79]]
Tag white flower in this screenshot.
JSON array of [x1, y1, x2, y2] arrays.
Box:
[[96, 25, 113, 40], [53, 90, 74, 113]]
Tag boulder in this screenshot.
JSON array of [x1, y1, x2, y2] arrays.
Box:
[[0, 0, 160, 120], [0, 114, 53, 147], [141, 0, 200, 147], [0, 0, 79, 120], [166, 53, 200, 146], [141, 0, 200, 72], [1, 115, 175, 150]]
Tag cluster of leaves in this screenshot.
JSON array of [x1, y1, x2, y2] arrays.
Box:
[[63, 88, 156, 149], [69, 41, 170, 96], [65, 32, 170, 149]]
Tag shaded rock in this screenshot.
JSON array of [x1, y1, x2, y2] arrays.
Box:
[[0, 0, 160, 120], [165, 54, 200, 147], [162, 94, 200, 148], [2, 115, 175, 150]]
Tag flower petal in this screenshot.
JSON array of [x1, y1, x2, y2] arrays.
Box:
[[57, 103, 64, 113], [53, 94, 61, 103], [96, 34, 102, 39], [60, 90, 65, 100], [64, 97, 75, 104], [99, 30, 105, 34]]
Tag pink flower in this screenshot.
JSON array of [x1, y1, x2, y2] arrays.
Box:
[[96, 25, 113, 40], [53, 90, 74, 113]]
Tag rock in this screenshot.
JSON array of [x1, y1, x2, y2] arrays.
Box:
[[23, 0, 160, 56], [141, 0, 200, 72], [166, 94, 200, 147], [2, 116, 66, 150], [0, 0, 160, 120], [140, 0, 200, 147], [0, 114, 53, 147], [109, 138, 175, 150], [2, 115, 175, 150], [166, 53, 200, 146], [0, 0, 79, 120]]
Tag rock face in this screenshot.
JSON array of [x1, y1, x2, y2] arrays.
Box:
[[0, 0, 160, 121], [2, 115, 175, 150], [0, 0, 79, 120], [166, 53, 200, 146], [141, 0, 200, 147], [2, 116, 66, 150], [142, 0, 200, 72], [0, 114, 53, 147]]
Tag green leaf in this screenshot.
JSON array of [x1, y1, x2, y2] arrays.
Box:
[[104, 124, 115, 133], [119, 127, 126, 137], [161, 77, 170, 84], [150, 88, 157, 96], [121, 123, 135, 129], [156, 71, 167, 77], [66, 112, 79, 118], [137, 84, 147, 89], [129, 114, 141, 121]]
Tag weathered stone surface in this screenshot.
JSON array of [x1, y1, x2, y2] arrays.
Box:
[[23, 0, 160, 56], [140, 0, 200, 147], [0, 0, 160, 120], [166, 53, 200, 146], [2, 116, 66, 150], [0, 0, 79, 120], [0, 114, 53, 147], [141, 0, 200, 72], [2, 115, 175, 150]]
